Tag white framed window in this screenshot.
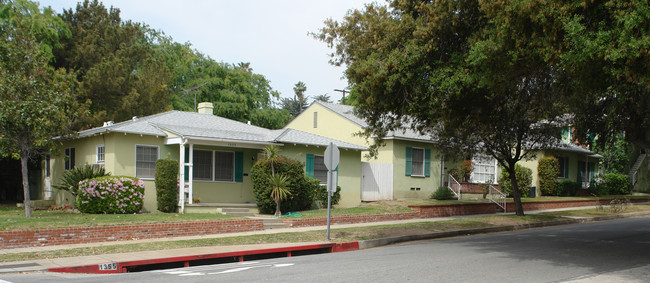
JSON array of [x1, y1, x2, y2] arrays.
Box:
[[557, 156, 569, 178], [214, 151, 235, 182], [64, 148, 75, 170], [411, 148, 425, 176], [96, 145, 105, 164], [136, 145, 158, 179], [470, 155, 497, 184], [193, 150, 213, 180], [313, 155, 328, 184]]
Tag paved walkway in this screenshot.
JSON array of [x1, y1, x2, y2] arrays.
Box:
[[0, 205, 643, 274]]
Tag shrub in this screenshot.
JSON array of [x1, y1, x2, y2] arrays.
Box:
[[251, 155, 316, 214], [155, 158, 179, 213], [431, 186, 455, 200], [460, 160, 474, 181], [556, 180, 580, 196], [54, 164, 111, 197], [498, 165, 532, 197], [449, 168, 462, 182], [591, 174, 631, 196], [77, 176, 145, 214], [538, 156, 559, 196], [313, 183, 341, 208]]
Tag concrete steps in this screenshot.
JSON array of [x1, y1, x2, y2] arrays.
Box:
[[261, 217, 289, 230], [222, 208, 256, 217]]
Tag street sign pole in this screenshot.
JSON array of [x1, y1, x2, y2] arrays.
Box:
[[324, 142, 340, 241]]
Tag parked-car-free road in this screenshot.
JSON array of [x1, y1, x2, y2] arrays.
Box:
[[3, 216, 650, 283]]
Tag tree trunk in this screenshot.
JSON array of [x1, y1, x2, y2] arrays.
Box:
[[508, 165, 525, 216], [274, 199, 281, 217], [20, 152, 32, 217]]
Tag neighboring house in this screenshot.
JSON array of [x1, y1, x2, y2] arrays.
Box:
[[43, 102, 366, 212], [286, 101, 445, 201], [286, 101, 602, 199]]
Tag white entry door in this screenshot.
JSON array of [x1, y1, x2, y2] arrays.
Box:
[[361, 162, 393, 201]]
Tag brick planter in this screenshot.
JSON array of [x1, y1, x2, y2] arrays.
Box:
[[0, 219, 264, 249], [282, 212, 422, 228]]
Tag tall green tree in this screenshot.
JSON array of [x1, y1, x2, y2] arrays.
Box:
[[53, 0, 171, 127], [561, 0, 650, 152], [281, 81, 309, 117], [0, 0, 84, 217], [317, 0, 571, 216]]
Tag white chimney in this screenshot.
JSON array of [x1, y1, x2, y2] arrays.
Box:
[[197, 102, 213, 114]]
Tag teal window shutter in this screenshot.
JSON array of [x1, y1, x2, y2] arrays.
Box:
[[588, 162, 595, 181], [234, 152, 244, 182], [306, 154, 314, 177], [184, 147, 189, 181], [405, 147, 412, 176], [424, 148, 431, 177]]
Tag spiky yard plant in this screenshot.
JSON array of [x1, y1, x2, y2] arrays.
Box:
[[269, 173, 291, 216], [53, 164, 111, 197]]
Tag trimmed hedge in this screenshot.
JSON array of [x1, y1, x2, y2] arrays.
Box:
[[538, 156, 559, 196], [77, 176, 145, 214], [556, 180, 580, 196], [591, 174, 631, 196], [498, 165, 532, 197], [251, 155, 318, 214], [314, 182, 341, 208], [155, 158, 179, 213]]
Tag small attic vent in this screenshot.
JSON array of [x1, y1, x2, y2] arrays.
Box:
[[102, 121, 114, 127]]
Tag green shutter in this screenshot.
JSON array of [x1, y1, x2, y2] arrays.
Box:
[[306, 154, 314, 177], [234, 152, 244, 182], [405, 147, 412, 176], [184, 147, 189, 181], [424, 148, 431, 177], [588, 162, 595, 181]]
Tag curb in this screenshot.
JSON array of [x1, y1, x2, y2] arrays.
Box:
[[48, 242, 359, 274], [358, 211, 650, 250]]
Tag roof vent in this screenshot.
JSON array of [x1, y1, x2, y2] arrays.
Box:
[[132, 116, 139, 121], [198, 102, 213, 114], [102, 121, 114, 127]]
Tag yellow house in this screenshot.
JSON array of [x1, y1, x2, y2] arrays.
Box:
[[43, 103, 366, 213], [286, 101, 602, 199]]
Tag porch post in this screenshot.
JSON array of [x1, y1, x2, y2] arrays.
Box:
[[188, 143, 194, 204], [179, 143, 186, 211]]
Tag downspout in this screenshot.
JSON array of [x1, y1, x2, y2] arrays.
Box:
[[440, 154, 445, 188]]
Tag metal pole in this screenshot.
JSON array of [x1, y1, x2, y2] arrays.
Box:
[[326, 171, 332, 240]]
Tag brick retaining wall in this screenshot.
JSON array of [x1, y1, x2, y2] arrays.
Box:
[[0, 219, 264, 249], [3, 198, 647, 249]]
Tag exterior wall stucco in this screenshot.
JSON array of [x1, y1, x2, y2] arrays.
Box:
[[286, 103, 369, 147], [280, 145, 362, 208], [391, 140, 443, 200]]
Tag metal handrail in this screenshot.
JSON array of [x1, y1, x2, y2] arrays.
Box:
[[488, 185, 506, 212], [448, 174, 461, 200]]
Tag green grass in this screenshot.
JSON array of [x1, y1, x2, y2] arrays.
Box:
[[0, 207, 241, 231], [0, 214, 561, 263], [291, 206, 414, 218], [541, 203, 650, 217]]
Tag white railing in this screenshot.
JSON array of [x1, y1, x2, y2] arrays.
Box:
[[448, 174, 461, 200], [630, 154, 646, 186], [488, 185, 506, 212]]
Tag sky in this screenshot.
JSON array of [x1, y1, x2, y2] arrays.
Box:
[[40, 0, 374, 103]]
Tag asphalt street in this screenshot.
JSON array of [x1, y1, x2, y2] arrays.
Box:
[[2, 216, 650, 282]]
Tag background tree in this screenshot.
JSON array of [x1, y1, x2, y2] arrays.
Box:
[[317, 0, 570, 215], [0, 0, 84, 217], [53, 0, 171, 127], [313, 94, 332, 103], [561, 0, 650, 152], [281, 81, 309, 117]]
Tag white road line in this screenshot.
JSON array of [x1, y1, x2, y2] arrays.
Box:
[[209, 266, 256, 274], [179, 272, 205, 276], [273, 263, 295, 267]]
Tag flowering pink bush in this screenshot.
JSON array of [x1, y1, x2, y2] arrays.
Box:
[[77, 176, 145, 214]]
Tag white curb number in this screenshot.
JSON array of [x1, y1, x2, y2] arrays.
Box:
[[98, 263, 117, 270]]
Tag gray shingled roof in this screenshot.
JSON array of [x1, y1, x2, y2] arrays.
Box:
[[314, 101, 434, 142], [74, 110, 366, 151]]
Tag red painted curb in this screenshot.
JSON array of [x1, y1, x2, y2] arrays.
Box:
[[48, 242, 360, 274]]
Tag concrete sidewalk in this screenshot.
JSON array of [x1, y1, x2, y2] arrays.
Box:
[[1, 205, 648, 274]]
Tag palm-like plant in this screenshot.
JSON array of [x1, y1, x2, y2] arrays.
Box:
[[263, 145, 280, 177], [53, 164, 111, 197], [269, 174, 291, 216]]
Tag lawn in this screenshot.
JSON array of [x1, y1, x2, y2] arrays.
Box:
[[541, 203, 650, 217]]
